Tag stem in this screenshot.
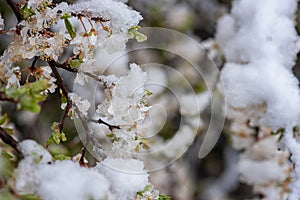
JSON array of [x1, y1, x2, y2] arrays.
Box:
[[5, 0, 23, 23], [49, 60, 78, 73], [49, 62, 100, 161], [48, 62, 72, 133], [79, 145, 87, 167], [0, 127, 20, 153], [0, 92, 16, 102], [90, 118, 120, 131]]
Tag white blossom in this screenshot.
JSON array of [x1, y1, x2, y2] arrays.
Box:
[[216, 0, 300, 198], [68, 93, 91, 118]]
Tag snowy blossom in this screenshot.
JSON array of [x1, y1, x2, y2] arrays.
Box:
[[67, 0, 142, 52], [97, 64, 149, 125], [15, 140, 52, 194], [94, 64, 151, 157], [68, 93, 91, 118], [41, 66, 56, 93], [6, 67, 21, 89], [35, 160, 111, 200], [95, 158, 149, 200], [217, 0, 300, 129], [216, 0, 300, 198], [14, 140, 111, 200], [67, 0, 142, 34]]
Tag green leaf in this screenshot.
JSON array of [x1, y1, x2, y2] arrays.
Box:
[[46, 122, 67, 147], [0, 190, 16, 200], [158, 194, 171, 200], [5, 79, 50, 113], [0, 114, 7, 125], [20, 194, 41, 200], [144, 89, 153, 96], [64, 18, 76, 39], [3, 128, 13, 135], [53, 154, 71, 161], [106, 133, 115, 138], [128, 26, 147, 42], [21, 5, 35, 20], [60, 13, 71, 20], [70, 58, 83, 69]]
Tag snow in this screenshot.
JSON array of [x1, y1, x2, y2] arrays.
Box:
[[97, 63, 149, 125], [68, 93, 91, 118], [216, 0, 299, 68], [238, 159, 288, 185], [221, 61, 300, 129], [68, 0, 142, 33], [95, 158, 149, 199], [17, 140, 52, 164], [15, 140, 52, 194], [15, 140, 112, 200], [35, 160, 110, 200], [217, 0, 300, 129], [217, 0, 300, 198]]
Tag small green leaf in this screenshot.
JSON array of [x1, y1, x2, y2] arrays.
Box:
[[128, 26, 147, 42], [70, 58, 83, 69], [3, 128, 13, 135], [20, 194, 41, 200], [158, 194, 171, 200], [144, 89, 153, 96], [64, 18, 76, 38], [21, 5, 35, 20], [0, 114, 7, 125], [53, 154, 71, 161], [5, 79, 50, 113], [134, 31, 147, 42], [60, 13, 71, 20], [106, 133, 115, 138], [46, 122, 67, 147]]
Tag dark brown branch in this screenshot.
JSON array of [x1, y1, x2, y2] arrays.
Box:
[[49, 60, 78, 73], [5, 0, 23, 23], [30, 56, 38, 71], [79, 146, 87, 167], [0, 92, 16, 102], [48, 62, 72, 133], [90, 118, 120, 131], [0, 127, 20, 153]]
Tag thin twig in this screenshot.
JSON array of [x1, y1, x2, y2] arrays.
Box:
[[49, 62, 96, 162], [0, 92, 16, 102], [0, 127, 20, 153], [79, 145, 87, 167], [48, 62, 72, 133], [90, 118, 120, 131], [48, 60, 78, 73]]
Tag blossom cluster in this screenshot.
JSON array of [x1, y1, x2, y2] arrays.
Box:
[[216, 0, 300, 199]]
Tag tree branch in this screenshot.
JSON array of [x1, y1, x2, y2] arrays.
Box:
[[5, 0, 23, 23], [49, 60, 78, 73], [90, 118, 120, 131], [0, 127, 20, 153], [79, 145, 87, 167], [48, 62, 72, 133], [0, 92, 16, 102]]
